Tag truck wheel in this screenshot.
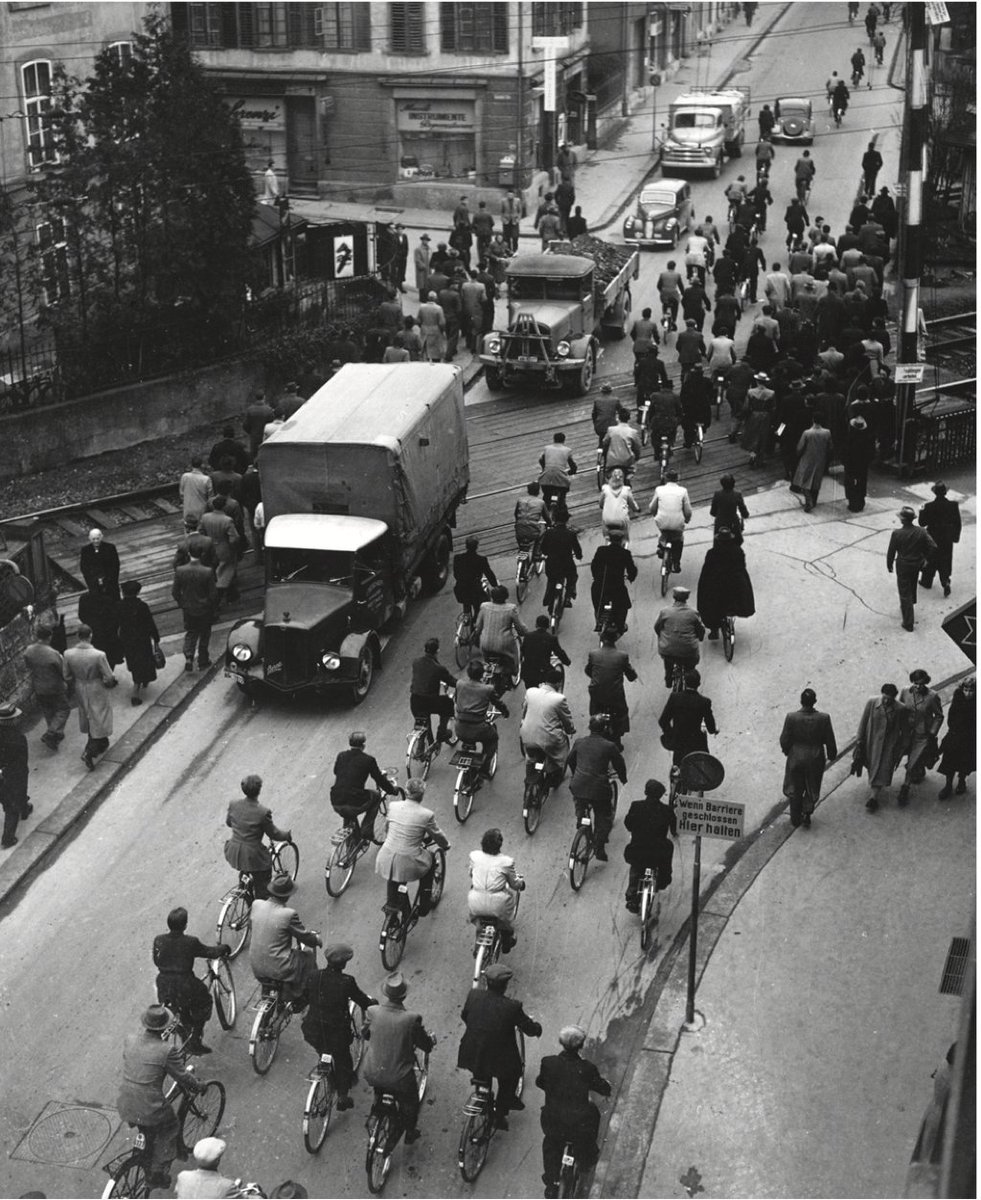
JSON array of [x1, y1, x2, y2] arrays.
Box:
[[351, 645, 374, 705], [484, 367, 504, 391], [570, 352, 594, 397], [421, 531, 452, 594]]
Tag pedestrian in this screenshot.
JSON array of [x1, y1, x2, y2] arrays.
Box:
[[78, 587, 123, 668], [758, 104, 775, 140], [417, 291, 446, 363], [566, 205, 587, 239], [853, 683, 910, 811], [898, 669, 944, 804], [117, 579, 160, 706], [695, 527, 756, 639], [0, 703, 31, 849], [471, 201, 495, 260], [448, 222, 473, 271], [22, 623, 69, 757], [554, 179, 575, 234], [208, 424, 250, 474], [80, 527, 121, 601], [64, 623, 117, 769], [199, 496, 239, 605], [764, 262, 792, 310], [460, 271, 486, 353], [173, 547, 217, 672], [499, 190, 522, 254], [886, 506, 936, 631], [792, 414, 833, 511], [275, 383, 305, 422], [556, 142, 577, 183], [741, 373, 776, 466], [779, 688, 838, 828], [262, 160, 279, 202], [179, 455, 214, 523], [412, 233, 432, 296], [918, 482, 961, 596], [537, 202, 562, 250], [391, 223, 409, 292], [173, 513, 217, 572], [658, 669, 717, 768], [937, 676, 975, 799], [841, 407, 875, 512]]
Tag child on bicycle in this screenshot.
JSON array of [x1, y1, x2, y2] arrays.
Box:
[[623, 779, 677, 913]]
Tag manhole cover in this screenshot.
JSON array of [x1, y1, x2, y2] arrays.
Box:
[[11, 1103, 119, 1167]]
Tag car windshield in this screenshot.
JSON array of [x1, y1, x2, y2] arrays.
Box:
[[640, 191, 676, 209], [267, 547, 354, 587], [674, 111, 717, 129], [778, 101, 808, 115]]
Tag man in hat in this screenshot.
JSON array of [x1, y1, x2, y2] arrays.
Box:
[[886, 507, 936, 631], [391, 223, 409, 292], [898, 669, 944, 804], [64, 623, 117, 769], [918, 483, 962, 597], [779, 688, 838, 829], [175, 1137, 240, 1199], [413, 234, 432, 296], [23, 622, 71, 752], [152, 907, 230, 1056], [301, 944, 375, 1111], [80, 527, 121, 600], [363, 973, 436, 1144], [277, 381, 305, 421], [458, 962, 543, 1129], [591, 384, 620, 446], [249, 874, 322, 1007], [0, 703, 31, 848], [116, 1004, 203, 1190], [623, 779, 677, 912], [536, 1026, 611, 1198], [654, 587, 705, 689]]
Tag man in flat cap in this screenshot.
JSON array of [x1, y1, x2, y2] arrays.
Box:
[[654, 586, 705, 688], [886, 507, 936, 631], [918, 482, 962, 597], [175, 1137, 240, 1199], [301, 944, 376, 1111]]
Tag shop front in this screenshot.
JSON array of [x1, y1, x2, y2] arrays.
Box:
[[394, 93, 477, 181], [228, 90, 320, 193]]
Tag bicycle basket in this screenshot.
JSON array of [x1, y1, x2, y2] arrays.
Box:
[[451, 750, 483, 768]]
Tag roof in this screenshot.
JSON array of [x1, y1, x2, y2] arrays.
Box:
[[505, 254, 593, 278], [265, 513, 388, 552], [250, 202, 307, 248]]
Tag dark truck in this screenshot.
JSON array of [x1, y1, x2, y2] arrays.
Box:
[[478, 235, 639, 396], [225, 363, 469, 703]]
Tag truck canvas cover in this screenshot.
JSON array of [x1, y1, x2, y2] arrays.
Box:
[[259, 363, 469, 576]]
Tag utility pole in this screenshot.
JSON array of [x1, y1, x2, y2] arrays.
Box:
[[517, 5, 524, 192]]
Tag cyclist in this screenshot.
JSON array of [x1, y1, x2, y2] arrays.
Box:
[[467, 827, 526, 953], [175, 1137, 243, 1199], [453, 536, 497, 621], [116, 1005, 204, 1192], [695, 216, 721, 264], [676, 320, 707, 383], [152, 907, 231, 1056], [363, 973, 436, 1146], [520, 667, 575, 788], [537, 1026, 612, 1199], [851, 46, 866, 86], [541, 509, 583, 612], [754, 137, 775, 177], [659, 668, 718, 767], [410, 639, 456, 747], [331, 731, 400, 837], [634, 346, 670, 428], [224, 774, 291, 901], [683, 229, 710, 286], [680, 365, 714, 449], [656, 259, 685, 330], [375, 777, 451, 915], [300, 944, 375, 1113], [784, 197, 810, 251], [599, 469, 639, 545], [629, 307, 660, 361], [831, 78, 850, 124], [249, 874, 321, 1008], [696, 527, 756, 639], [654, 586, 705, 689], [680, 275, 711, 331], [724, 176, 750, 224], [476, 584, 526, 686], [567, 717, 627, 861], [514, 481, 550, 555], [710, 473, 750, 540], [585, 630, 638, 752], [538, 431, 578, 511], [590, 532, 637, 634], [521, 614, 571, 691], [848, 1, 859, 20], [793, 150, 815, 202], [648, 468, 692, 575], [458, 963, 543, 1132], [648, 379, 683, 453], [864, 4, 878, 42], [454, 659, 509, 776], [872, 28, 885, 64], [623, 779, 677, 914], [591, 383, 621, 446], [601, 409, 641, 484]]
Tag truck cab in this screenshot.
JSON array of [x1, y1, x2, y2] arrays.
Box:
[[662, 87, 751, 178]]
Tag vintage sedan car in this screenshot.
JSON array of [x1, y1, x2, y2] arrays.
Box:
[[771, 97, 816, 144], [622, 178, 694, 248]]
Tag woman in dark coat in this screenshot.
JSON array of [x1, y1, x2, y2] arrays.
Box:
[[938, 677, 976, 799], [658, 669, 717, 767], [841, 410, 876, 512], [696, 528, 757, 637], [78, 588, 123, 669], [117, 579, 160, 704]]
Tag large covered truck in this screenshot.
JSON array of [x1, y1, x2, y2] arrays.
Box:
[[660, 86, 751, 177], [225, 363, 469, 703]]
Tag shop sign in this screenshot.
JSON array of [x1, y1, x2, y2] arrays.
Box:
[[397, 100, 474, 132], [333, 233, 355, 279], [229, 97, 286, 130]]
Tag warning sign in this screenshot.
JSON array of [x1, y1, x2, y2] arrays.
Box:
[[676, 794, 745, 840]]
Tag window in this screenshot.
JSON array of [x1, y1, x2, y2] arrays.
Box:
[[255, 2, 289, 46], [440, 3, 507, 53], [531, 2, 582, 37], [22, 59, 55, 170], [108, 41, 133, 67], [36, 219, 69, 304], [187, 2, 222, 46], [316, 3, 371, 50], [389, 2, 425, 54]]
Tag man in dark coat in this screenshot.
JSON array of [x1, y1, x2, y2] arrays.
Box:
[[458, 962, 543, 1128], [302, 943, 375, 1108], [172, 547, 218, 670], [623, 778, 676, 912], [174, 514, 218, 571], [521, 615, 571, 691], [0, 704, 31, 848], [152, 906, 230, 1054], [567, 718, 627, 861], [243, 393, 275, 460], [584, 631, 637, 747], [589, 533, 637, 633], [861, 143, 883, 196], [537, 1026, 611, 1197], [80, 527, 121, 600], [208, 425, 250, 473], [779, 688, 838, 828], [658, 669, 718, 767], [887, 507, 936, 632], [918, 482, 962, 596], [841, 410, 876, 511], [330, 730, 399, 834]]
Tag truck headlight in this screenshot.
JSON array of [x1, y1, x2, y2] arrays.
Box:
[[556, 341, 571, 358], [485, 337, 501, 355], [321, 652, 341, 670], [230, 644, 253, 664], [703, 147, 715, 157]]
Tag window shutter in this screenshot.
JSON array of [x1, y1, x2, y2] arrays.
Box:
[[440, 2, 455, 51], [353, 2, 370, 49], [492, 2, 507, 52]]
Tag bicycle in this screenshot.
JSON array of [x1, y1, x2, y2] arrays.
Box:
[[568, 786, 619, 892], [721, 613, 736, 662], [471, 889, 521, 987], [547, 575, 568, 636], [217, 838, 299, 958], [522, 748, 556, 835], [161, 958, 238, 1060], [457, 1033, 526, 1182], [454, 604, 480, 669], [405, 717, 446, 784], [365, 1045, 431, 1193], [657, 533, 679, 598], [638, 867, 661, 951], [691, 421, 705, 465], [378, 840, 447, 969], [249, 974, 302, 1076], [832, 103, 846, 127], [795, 178, 811, 205], [670, 660, 688, 692], [596, 596, 622, 644], [656, 433, 672, 485], [451, 704, 502, 822], [302, 999, 366, 1154], [102, 1071, 226, 1198], [559, 1140, 583, 1198], [484, 649, 521, 697], [659, 307, 675, 346], [515, 538, 543, 604], [637, 399, 651, 446], [325, 792, 391, 898]]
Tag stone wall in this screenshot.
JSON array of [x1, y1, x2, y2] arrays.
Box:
[[0, 611, 36, 710]]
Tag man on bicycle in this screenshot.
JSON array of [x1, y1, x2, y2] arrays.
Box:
[[331, 731, 400, 837], [590, 531, 637, 635], [249, 874, 322, 1007], [591, 383, 621, 446], [458, 963, 542, 1131], [521, 614, 571, 691], [601, 409, 641, 483], [520, 666, 575, 787], [754, 138, 775, 176], [850, 47, 866, 84], [453, 536, 497, 619], [784, 198, 810, 251], [224, 774, 291, 901], [634, 346, 670, 429], [680, 365, 714, 449], [538, 431, 578, 510], [454, 659, 509, 776], [541, 509, 582, 611], [683, 230, 710, 286], [623, 779, 677, 913], [656, 260, 685, 330], [409, 640, 456, 747], [647, 381, 683, 456], [567, 717, 627, 862], [724, 176, 749, 222], [514, 481, 550, 552], [376, 777, 450, 915], [152, 907, 231, 1056], [831, 78, 851, 124], [363, 973, 436, 1145], [301, 943, 375, 1112], [537, 1026, 612, 1198], [654, 586, 705, 688], [585, 631, 638, 752], [793, 150, 815, 200], [648, 468, 692, 573], [116, 1005, 204, 1191]]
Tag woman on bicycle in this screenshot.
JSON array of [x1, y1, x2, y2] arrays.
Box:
[[514, 481, 549, 555], [152, 907, 231, 1056], [623, 779, 676, 913], [467, 828, 525, 953], [695, 527, 756, 640], [599, 468, 640, 544], [224, 774, 291, 901], [375, 777, 450, 917], [475, 585, 527, 685]]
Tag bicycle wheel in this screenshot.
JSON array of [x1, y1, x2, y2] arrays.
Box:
[[102, 1155, 150, 1199], [455, 615, 472, 668], [694, 436, 703, 464], [516, 1028, 526, 1098], [523, 777, 545, 835], [473, 941, 488, 988], [515, 559, 529, 604], [639, 883, 652, 951], [210, 957, 237, 1030], [609, 780, 619, 824], [660, 558, 669, 597], [325, 838, 356, 898], [406, 730, 432, 781], [429, 847, 446, 910], [559, 1155, 581, 1198], [350, 1003, 367, 1071], [723, 617, 735, 662], [250, 1003, 281, 1075], [569, 828, 591, 892], [454, 770, 476, 823], [416, 1050, 431, 1100], [380, 911, 407, 970], [180, 1079, 226, 1150], [458, 1110, 492, 1182], [303, 1073, 335, 1154], [216, 890, 251, 958], [369, 797, 389, 847], [366, 1112, 396, 1194], [273, 840, 300, 881]]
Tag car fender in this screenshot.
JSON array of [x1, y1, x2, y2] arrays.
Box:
[[567, 334, 594, 362], [226, 617, 262, 662], [339, 629, 380, 664]]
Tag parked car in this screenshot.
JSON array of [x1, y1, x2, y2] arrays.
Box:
[[622, 178, 695, 248], [771, 97, 816, 144]]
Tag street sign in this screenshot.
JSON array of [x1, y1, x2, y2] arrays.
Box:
[[925, 2, 950, 25], [942, 598, 976, 664], [675, 794, 745, 840], [895, 363, 925, 383], [680, 751, 725, 793]]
